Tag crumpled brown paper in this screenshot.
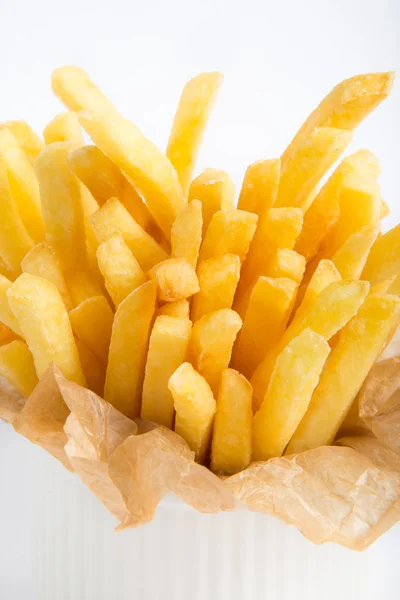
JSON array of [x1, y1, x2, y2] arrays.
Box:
[[1, 353, 400, 551]]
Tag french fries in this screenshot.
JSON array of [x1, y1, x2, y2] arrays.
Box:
[[331, 225, 379, 280], [69, 296, 114, 364], [188, 169, 235, 234], [292, 259, 341, 321], [43, 112, 84, 145], [156, 299, 190, 319], [362, 224, 400, 283], [238, 158, 280, 217], [171, 199, 202, 268], [0, 121, 43, 165], [0, 275, 24, 337], [198, 209, 258, 263], [0, 341, 38, 398], [52, 66, 117, 114], [148, 258, 199, 303]]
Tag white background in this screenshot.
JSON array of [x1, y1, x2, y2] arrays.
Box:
[[0, 0, 399, 598]]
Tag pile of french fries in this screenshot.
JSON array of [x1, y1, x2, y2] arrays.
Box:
[[0, 67, 399, 475]]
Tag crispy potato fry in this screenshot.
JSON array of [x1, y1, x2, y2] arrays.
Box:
[[361, 224, 400, 283], [21, 243, 73, 311], [198, 209, 257, 264], [233, 277, 297, 379], [0, 340, 38, 397], [169, 362, 216, 463], [286, 294, 400, 454], [276, 127, 352, 211], [7, 273, 85, 384], [0, 130, 45, 243], [191, 254, 240, 322], [370, 275, 397, 295], [0, 121, 43, 165], [210, 369, 252, 474], [187, 308, 242, 395], [52, 66, 117, 114], [265, 248, 306, 282], [332, 225, 379, 280], [75, 339, 105, 397], [282, 73, 394, 167], [238, 158, 280, 217], [141, 316, 192, 428], [0, 322, 19, 346], [149, 258, 199, 303], [251, 280, 369, 409], [292, 259, 341, 321], [171, 200, 202, 268], [388, 274, 400, 296], [69, 295, 114, 363], [156, 299, 190, 319], [96, 235, 146, 306], [43, 112, 84, 144], [104, 281, 156, 418], [68, 145, 157, 236], [90, 198, 167, 271], [252, 329, 330, 460], [79, 109, 186, 241], [0, 256, 15, 280], [0, 276, 24, 337], [188, 169, 235, 234], [167, 72, 223, 194]]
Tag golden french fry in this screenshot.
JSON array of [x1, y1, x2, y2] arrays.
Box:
[[0, 130, 45, 243], [332, 225, 379, 280], [52, 66, 117, 113], [156, 299, 190, 319], [276, 127, 352, 211], [75, 339, 105, 397], [0, 256, 15, 280], [69, 295, 114, 363], [0, 121, 43, 165], [251, 280, 369, 410], [210, 369, 252, 474], [166, 72, 223, 194], [7, 273, 85, 384], [265, 249, 306, 282], [0, 340, 38, 397], [191, 254, 240, 322], [370, 275, 397, 295], [233, 277, 297, 378], [21, 243, 73, 311], [361, 224, 400, 283], [198, 209, 257, 264], [43, 112, 84, 144], [171, 200, 202, 268], [0, 276, 24, 337], [292, 259, 341, 321], [79, 109, 186, 241], [141, 315, 192, 428], [187, 308, 242, 395], [286, 294, 400, 454], [188, 169, 235, 234], [282, 73, 394, 167], [90, 198, 167, 271], [96, 235, 146, 306], [388, 273, 400, 296], [238, 158, 280, 217], [169, 362, 216, 463], [104, 281, 156, 418], [252, 329, 330, 460], [0, 322, 19, 346], [149, 258, 199, 303]]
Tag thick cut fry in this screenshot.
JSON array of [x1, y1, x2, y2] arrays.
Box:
[[0, 341, 38, 397], [167, 72, 223, 194], [149, 258, 199, 303], [90, 198, 167, 271], [265, 249, 306, 282], [187, 308, 242, 395], [171, 200, 202, 268], [169, 362, 216, 463], [238, 158, 280, 217], [211, 369, 252, 474], [361, 224, 400, 283], [21, 243, 73, 311], [79, 109, 186, 241], [292, 259, 341, 321], [275, 127, 352, 211], [252, 329, 330, 460], [156, 299, 190, 320], [282, 73, 394, 167], [198, 209, 257, 264], [0, 121, 43, 165], [294, 189, 340, 261], [52, 66, 117, 114], [141, 316, 192, 428], [233, 277, 297, 379], [332, 225, 379, 280], [370, 275, 397, 295], [7, 273, 85, 384], [43, 112, 84, 144], [75, 339, 105, 397], [0, 276, 24, 337], [191, 254, 240, 322], [68, 145, 157, 235], [0, 130, 45, 243], [388, 274, 400, 296], [251, 280, 369, 410], [188, 169, 235, 234], [0, 322, 19, 346], [69, 296, 114, 363], [96, 235, 146, 306], [286, 294, 400, 454], [104, 281, 156, 418]]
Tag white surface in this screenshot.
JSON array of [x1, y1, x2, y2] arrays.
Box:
[[0, 0, 399, 598]]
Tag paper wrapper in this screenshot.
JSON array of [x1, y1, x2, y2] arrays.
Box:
[[1, 351, 400, 551]]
